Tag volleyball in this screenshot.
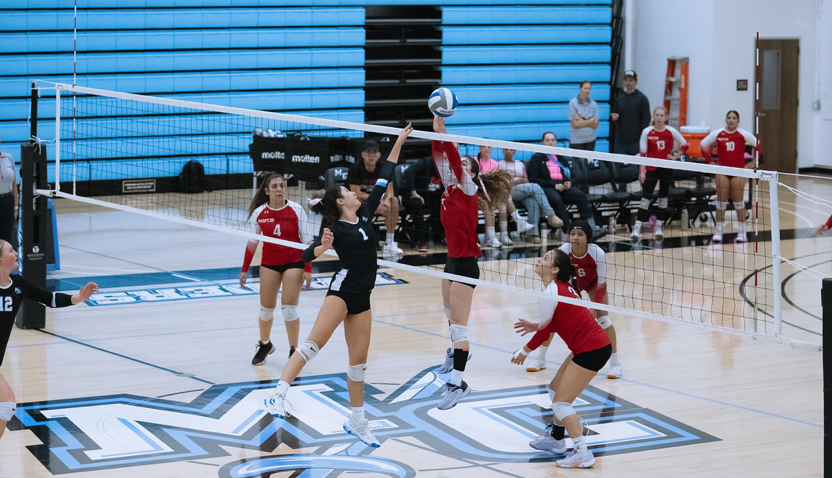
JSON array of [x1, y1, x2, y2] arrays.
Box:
[[428, 87, 459, 117]]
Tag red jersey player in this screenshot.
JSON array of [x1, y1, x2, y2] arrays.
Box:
[[631, 106, 688, 243], [241, 173, 314, 366], [523, 221, 622, 379], [699, 110, 760, 243], [511, 247, 611, 468]]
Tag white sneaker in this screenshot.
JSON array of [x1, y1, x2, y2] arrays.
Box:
[[654, 225, 664, 242], [437, 380, 471, 410], [383, 241, 403, 255], [516, 217, 536, 233], [607, 361, 622, 379], [265, 392, 289, 418], [529, 435, 567, 453], [499, 231, 514, 246], [525, 354, 546, 372], [556, 448, 595, 468], [735, 225, 747, 243], [485, 236, 502, 248], [712, 232, 723, 243], [630, 226, 642, 244], [343, 417, 381, 448]]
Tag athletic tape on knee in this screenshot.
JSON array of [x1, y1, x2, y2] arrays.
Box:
[[281, 305, 299, 322], [639, 198, 651, 210], [658, 197, 668, 210], [596, 314, 613, 330], [0, 402, 15, 422], [449, 324, 469, 344], [297, 340, 320, 362], [716, 201, 728, 211], [347, 363, 367, 382], [258, 306, 275, 322], [552, 402, 576, 422]]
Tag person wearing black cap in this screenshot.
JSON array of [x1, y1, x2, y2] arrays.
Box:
[[348, 140, 403, 255], [524, 220, 623, 380], [610, 70, 651, 156]]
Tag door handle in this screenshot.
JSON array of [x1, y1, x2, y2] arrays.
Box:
[[759, 113, 767, 117]]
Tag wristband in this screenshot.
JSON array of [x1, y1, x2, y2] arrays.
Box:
[[512, 349, 526, 360]]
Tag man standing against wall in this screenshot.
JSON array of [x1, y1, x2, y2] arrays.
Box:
[[610, 70, 651, 156]]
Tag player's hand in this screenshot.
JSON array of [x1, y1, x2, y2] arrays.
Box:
[[610, 113, 619, 121], [639, 173, 646, 184], [433, 115, 447, 134], [397, 122, 413, 144], [511, 348, 527, 365], [818, 224, 830, 235], [564, 181, 572, 190], [239, 271, 247, 288], [320, 228, 334, 250], [377, 200, 389, 215], [412, 191, 424, 203], [513, 318, 537, 336], [302, 271, 312, 290], [77, 282, 99, 302]]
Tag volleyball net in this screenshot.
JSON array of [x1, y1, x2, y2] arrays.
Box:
[[32, 81, 800, 342]]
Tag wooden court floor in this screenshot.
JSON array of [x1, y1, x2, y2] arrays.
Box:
[[0, 174, 827, 478]]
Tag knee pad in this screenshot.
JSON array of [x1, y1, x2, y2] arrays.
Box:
[[347, 363, 367, 382], [297, 340, 320, 362], [258, 306, 275, 322], [449, 324, 469, 345], [443, 307, 451, 322], [639, 197, 651, 210], [657, 197, 668, 210], [552, 401, 576, 422], [281, 305, 299, 322], [596, 314, 613, 330], [716, 201, 728, 211], [0, 402, 16, 422], [547, 387, 556, 404]]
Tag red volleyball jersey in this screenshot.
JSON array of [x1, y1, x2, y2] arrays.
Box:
[[559, 243, 606, 292], [245, 200, 312, 270], [639, 125, 687, 171], [433, 140, 482, 258], [527, 281, 610, 355], [700, 127, 758, 169]]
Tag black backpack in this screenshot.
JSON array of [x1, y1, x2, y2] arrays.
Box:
[[179, 160, 206, 193]]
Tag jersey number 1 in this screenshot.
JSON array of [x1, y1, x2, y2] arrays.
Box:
[[359, 228, 368, 241]]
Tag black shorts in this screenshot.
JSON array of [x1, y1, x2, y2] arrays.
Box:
[[261, 261, 305, 274], [571, 343, 612, 372], [444, 256, 480, 289], [326, 289, 372, 315]]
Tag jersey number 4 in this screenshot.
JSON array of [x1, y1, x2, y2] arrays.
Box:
[[274, 224, 281, 236]]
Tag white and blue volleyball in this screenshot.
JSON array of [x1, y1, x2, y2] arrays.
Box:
[[428, 87, 459, 118]]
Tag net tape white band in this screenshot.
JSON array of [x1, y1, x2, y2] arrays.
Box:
[[39, 81, 766, 180]]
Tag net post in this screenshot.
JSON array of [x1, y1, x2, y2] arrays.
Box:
[[823, 278, 831, 476], [54, 85, 61, 193], [765, 172, 782, 336]]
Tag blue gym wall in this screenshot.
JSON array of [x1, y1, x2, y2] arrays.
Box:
[[0, 1, 612, 183]]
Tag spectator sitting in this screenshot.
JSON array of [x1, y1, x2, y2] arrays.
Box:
[[475, 144, 534, 248], [499, 147, 562, 244], [348, 140, 402, 255], [527, 132, 595, 240]]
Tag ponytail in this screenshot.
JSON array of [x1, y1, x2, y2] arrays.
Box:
[[309, 186, 343, 224], [248, 173, 284, 219], [552, 248, 575, 284]]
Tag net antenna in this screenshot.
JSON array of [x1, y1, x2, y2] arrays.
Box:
[[35, 81, 786, 340]]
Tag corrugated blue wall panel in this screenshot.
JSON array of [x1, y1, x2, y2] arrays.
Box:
[[442, 6, 612, 25], [442, 45, 611, 65]]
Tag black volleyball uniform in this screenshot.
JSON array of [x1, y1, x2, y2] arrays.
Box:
[[302, 160, 394, 315], [0, 274, 74, 366]]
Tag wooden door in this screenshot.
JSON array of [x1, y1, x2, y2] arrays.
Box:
[[756, 39, 799, 173]]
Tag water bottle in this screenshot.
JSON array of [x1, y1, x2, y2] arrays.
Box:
[[540, 227, 549, 246], [608, 216, 615, 234], [681, 207, 690, 229]]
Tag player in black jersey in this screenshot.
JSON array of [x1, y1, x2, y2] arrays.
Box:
[[265, 123, 413, 448], [0, 240, 97, 442]]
